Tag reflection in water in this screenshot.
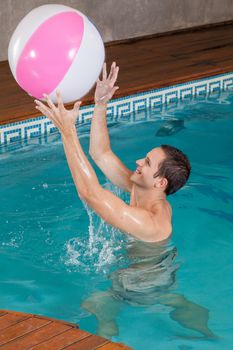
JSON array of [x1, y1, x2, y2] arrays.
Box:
[[156, 119, 185, 136], [82, 238, 216, 340], [154, 93, 232, 139]]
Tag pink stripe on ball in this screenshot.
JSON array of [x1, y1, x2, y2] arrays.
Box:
[[16, 11, 84, 99]]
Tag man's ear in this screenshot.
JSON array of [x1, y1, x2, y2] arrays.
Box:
[[161, 177, 168, 189], [154, 177, 168, 189]]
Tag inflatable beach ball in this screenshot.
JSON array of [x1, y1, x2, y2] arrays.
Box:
[[8, 4, 105, 103]]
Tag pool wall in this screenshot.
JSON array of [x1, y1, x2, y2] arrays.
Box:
[[0, 71, 233, 146]]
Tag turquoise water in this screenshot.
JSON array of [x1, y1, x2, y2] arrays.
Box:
[[0, 90, 233, 349]]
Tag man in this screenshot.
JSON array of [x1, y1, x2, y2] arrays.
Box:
[[35, 62, 191, 243], [35, 63, 215, 339]]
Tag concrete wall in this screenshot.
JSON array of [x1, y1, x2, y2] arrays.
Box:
[[1, 0, 233, 61]]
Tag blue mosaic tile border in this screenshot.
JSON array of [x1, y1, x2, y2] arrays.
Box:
[[1, 71, 233, 146]]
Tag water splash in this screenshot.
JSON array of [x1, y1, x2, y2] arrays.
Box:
[[63, 182, 129, 274]]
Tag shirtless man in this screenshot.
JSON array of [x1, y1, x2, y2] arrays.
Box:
[[35, 62, 190, 243], [35, 62, 215, 339]]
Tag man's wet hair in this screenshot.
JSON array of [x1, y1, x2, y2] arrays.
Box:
[[153, 144, 191, 196]]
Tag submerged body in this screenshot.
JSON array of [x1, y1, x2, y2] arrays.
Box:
[[82, 238, 215, 339], [110, 238, 178, 305]]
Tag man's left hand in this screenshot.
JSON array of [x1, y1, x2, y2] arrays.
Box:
[[35, 91, 82, 135]]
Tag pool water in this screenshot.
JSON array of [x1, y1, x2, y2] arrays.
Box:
[[0, 90, 233, 349]]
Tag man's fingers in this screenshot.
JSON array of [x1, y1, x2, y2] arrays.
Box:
[[35, 104, 60, 129], [43, 93, 57, 112], [110, 66, 119, 85], [56, 90, 65, 111], [108, 86, 119, 99], [108, 62, 116, 81], [112, 86, 119, 94], [74, 101, 82, 113], [35, 99, 50, 113], [102, 62, 107, 80], [35, 105, 48, 116], [35, 100, 54, 120]]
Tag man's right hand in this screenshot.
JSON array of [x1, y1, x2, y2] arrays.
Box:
[[94, 62, 119, 105]]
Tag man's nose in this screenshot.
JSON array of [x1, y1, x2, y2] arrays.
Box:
[[136, 159, 143, 166]]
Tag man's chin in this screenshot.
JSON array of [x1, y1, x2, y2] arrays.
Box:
[[130, 173, 140, 184], [130, 172, 136, 180]]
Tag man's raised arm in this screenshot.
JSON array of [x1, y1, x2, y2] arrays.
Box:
[[89, 62, 133, 193], [34, 92, 167, 243]]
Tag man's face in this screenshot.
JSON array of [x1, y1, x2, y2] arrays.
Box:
[[130, 147, 167, 190]]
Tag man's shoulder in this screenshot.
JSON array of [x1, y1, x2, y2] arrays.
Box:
[[150, 201, 172, 238], [151, 200, 172, 217]]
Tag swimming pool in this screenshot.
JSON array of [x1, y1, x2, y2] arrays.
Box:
[[0, 89, 233, 349]]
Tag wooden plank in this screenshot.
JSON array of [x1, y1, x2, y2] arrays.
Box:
[[0, 311, 8, 317], [0, 310, 132, 350], [1, 322, 72, 350], [33, 315, 78, 329], [64, 335, 108, 350], [0, 317, 51, 346], [0, 310, 77, 329], [30, 328, 90, 350], [0, 313, 30, 331]]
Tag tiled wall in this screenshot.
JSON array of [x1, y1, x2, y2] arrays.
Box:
[[0, 72, 233, 147]]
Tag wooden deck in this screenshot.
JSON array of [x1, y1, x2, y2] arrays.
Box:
[[0, 310, 132, 349], [1, 20, 233, 125]]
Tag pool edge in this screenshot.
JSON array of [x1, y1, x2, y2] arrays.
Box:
[[0, 71, 233, 146]]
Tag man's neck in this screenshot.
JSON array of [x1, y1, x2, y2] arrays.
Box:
[[130, 184, 167, 210]]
